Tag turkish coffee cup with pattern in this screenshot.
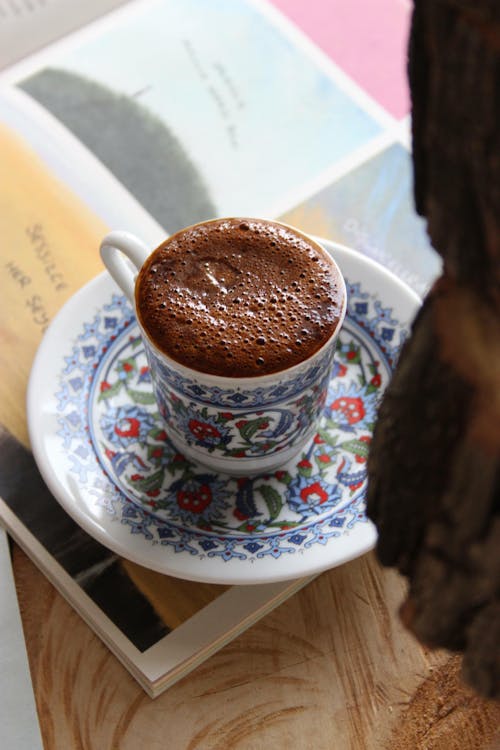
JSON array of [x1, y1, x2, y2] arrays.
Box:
[[100, 220, 347, 476]]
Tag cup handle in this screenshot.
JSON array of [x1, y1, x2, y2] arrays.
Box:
[[100, 231, 151, 305]]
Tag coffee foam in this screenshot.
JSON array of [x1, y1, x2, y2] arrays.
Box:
[[136, 218, 344, 377]]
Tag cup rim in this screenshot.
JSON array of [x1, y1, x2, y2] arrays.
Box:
[[134, 217, 348, 385]]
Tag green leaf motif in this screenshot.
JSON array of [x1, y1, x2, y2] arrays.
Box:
[[341, 342, 361, 365], [171, 399, 185, 415], [147, 444, 164, 460], [275, 470, 293, 485], [149, 426, 166, 440], [258, 485, 282, 521], [316, 428, 338, 448], [267, 520, 302, 530], [119, 357, 137, 375], [128, 468, 164, 493], [97, 380, 123, 402], [341, 439, 370, 459], [126, 387, 157, 405], [225, 448, 248, 457], [239, 418, 268, 443], [168, 457, 191, 473]]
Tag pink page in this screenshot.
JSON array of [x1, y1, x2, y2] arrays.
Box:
[[270, 0, 411, 119]]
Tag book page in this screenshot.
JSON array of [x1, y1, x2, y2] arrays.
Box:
[[0, 0, 130, 71], [0, 121, 107, 446], [0, 120, 229, 668], [4, 0, 441, 295], [12, 0, 383, 227]]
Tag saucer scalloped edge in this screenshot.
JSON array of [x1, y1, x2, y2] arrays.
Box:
[[28, 240, 420, 584]]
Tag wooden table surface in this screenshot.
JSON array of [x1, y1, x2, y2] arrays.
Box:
[[2, 121, 499, 750], [12, 545, 500, 750]]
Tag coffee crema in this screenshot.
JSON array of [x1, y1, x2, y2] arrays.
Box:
[[135, 218, 344, 377]]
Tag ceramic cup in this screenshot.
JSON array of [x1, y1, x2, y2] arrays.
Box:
[[100, 220, 347, 476]]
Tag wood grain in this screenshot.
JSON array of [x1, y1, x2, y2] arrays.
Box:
[[13, 542, 500, 750]]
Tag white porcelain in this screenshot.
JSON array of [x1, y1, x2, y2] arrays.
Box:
[[100, 220, 347, 476], [27, 240, 420, 585]]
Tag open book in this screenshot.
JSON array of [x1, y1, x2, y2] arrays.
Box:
[[0, 0, 438, 702]]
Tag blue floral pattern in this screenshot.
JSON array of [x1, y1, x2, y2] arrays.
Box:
[[54, 277, 408, 562], [147, 342, 335, 408], [145, 332, 336, 462]]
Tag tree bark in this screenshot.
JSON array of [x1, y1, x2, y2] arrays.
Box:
[[367, 0, 500, 698]]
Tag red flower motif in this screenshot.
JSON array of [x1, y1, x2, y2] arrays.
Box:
[[331, 396, 365, 425], [151, 447, 163, 458], [346, 350, 357, 360], [122, 362, 133, 372], [275, 470, 287, 480], [234, 508, 249, 521], [370, 373, 382, 387], [130, 473, 143, 481], [100, 381, 111, 392], [140, 365, 149, 375], [188, 419, 221, 441], [298, 459, 312, 469], [146, 488, 160, 497], [235, 420, 248, 429], [220, 412, 234, 420], [355, 435, 371, 464], [313, 434, 325, 444], [300, 481, 328, 505], [337, 364, 347, 376], [115, 417, 140, 438], [156, 430, 167, 441], [104, 447, 116, 459], [177, 483, 212, 513], [318, 454, 331, 463]]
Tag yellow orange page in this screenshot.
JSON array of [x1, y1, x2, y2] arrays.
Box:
[[0, 123, 107, 446], [0, 123, 225, 625]]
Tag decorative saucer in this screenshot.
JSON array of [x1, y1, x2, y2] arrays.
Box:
[[27, 240, 420, 584]]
